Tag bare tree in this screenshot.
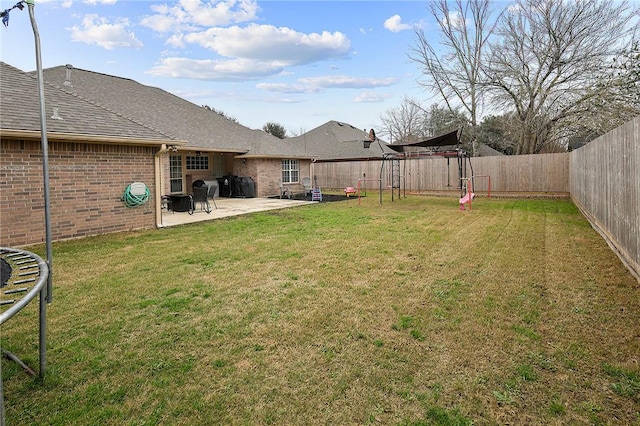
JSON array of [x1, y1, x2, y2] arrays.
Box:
[[485, 0, 639, 154], [409, 0, 500, 155], [379, 99, 470, 147], [379, 97, 429, 143], [288, 127, 308, 137]]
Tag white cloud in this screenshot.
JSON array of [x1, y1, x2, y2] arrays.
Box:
[[183, 24, 350, 66], [256, 82, 321, 94], [256, 75, 398, 94], [166, 33, 186, 48], [384, 15, 412, 33], [140, 1, 352, 82], [444, 11, 467, 29], [298, 75, 397, 89], [84, 0, 117, 5], [508, 4, 522, 13], [38, 0, 115, 6], [140, 0, 259, 32], [68, 14, 143, 50], [354, 91, 393, 103], [147, 57, 282, 81], [147, 23, 351, 82], [34, 0, 73, 7]]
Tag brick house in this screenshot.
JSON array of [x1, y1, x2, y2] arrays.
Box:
[[1, 62, 186, 247], [1, 62, 318, 246]]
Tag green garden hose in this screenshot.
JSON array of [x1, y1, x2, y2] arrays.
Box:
[[121, 183, 149, 208]]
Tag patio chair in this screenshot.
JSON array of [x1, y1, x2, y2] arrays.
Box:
[[302, 177, 312, 196], [192, 185, 212, 213], [279, 180, 291, 199]]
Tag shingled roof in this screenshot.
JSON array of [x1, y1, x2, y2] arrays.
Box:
[[36, 64, 310, 159], [1, 62, 176, 144], [287, 120, 397, 161]]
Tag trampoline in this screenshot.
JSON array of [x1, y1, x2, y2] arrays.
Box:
[[1, 247, 50, 421]]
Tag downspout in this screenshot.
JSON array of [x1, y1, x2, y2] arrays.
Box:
[[155, 144, 168, 228]]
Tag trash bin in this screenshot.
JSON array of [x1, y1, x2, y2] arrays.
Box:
[[218, 176, 232, 197]]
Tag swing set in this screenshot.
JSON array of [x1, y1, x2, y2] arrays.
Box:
[[384, 129, 489, 209]]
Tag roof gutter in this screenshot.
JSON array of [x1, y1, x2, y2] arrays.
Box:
[[235, 153, 317, 160], [0, 129, 185, 147], [173, 146, 245, 154]]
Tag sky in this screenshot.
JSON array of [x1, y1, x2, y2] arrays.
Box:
[[0, 0, 441, 135]]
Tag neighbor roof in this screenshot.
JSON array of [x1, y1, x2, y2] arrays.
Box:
[[36, 65, 310, 159], [287, 120, 397, 161], [1, 62, 177, 145], [475, 143, 504, 157]]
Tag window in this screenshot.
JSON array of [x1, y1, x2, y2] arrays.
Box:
[[281, 159, 299, 183], [186, 155, 209, 171], [169, 155, 183, 193]]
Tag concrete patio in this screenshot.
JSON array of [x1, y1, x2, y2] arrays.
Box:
[[160, 197, 316, 227]]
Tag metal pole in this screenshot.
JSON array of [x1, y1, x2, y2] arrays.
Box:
[[403, 155, 406, 198], [379, 157, 384, 205], [363, 173, 366, 197], [27, 0, 51, 379], [0, 357, 4, 426]]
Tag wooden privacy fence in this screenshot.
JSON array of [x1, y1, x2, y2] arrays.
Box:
[[570, 116, 639, 281], [313, 152, 570, 194]]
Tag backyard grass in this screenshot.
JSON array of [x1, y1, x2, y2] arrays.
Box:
[[1, 195, 639, 425]]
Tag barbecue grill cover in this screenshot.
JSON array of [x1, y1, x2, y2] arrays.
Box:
[[240, 176, 255, 198]]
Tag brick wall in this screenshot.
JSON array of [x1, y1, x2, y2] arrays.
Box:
[[252, 158, 312, 197], [1, 139, 157, 247]]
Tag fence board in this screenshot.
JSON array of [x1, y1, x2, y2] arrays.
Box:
[[313, 153, 569, 194], [570, 116, 639, 281]]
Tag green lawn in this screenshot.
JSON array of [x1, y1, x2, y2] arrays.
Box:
[[2, 195, 639, 425]]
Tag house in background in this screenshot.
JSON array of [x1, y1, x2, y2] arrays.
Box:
[[288, 120, 396, 162], [36, 64, 315, 200], [0, 61, 185, 247]]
